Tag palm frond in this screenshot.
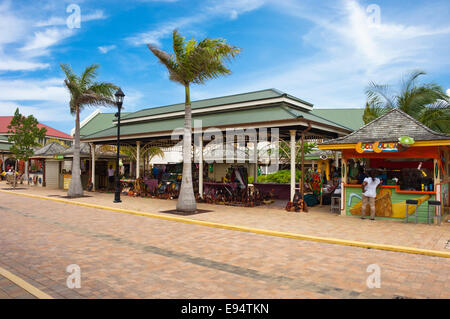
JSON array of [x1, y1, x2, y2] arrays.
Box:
[[418, 100, 450, 133], [141, 145, 165, 161], [172, 29, 186, 60], [147, 44, 184, 85], [147, 29, 240, 90], [60, 63, 78, 84], [80, 64, 100, 90], [88, 82, 118, 98], [78, 92, 117, 109], [188, 39, 240, 84], [363, 98, 389, 124], [365, 81, 395, 109], [401, 70, 426, 94]]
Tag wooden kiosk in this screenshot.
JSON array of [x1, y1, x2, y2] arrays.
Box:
[[319, 109, 450, 223]]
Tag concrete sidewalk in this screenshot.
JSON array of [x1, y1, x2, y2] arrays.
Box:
[[1, 181, 450, 253]]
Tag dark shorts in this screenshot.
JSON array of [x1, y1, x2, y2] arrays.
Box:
[[108, 176, 114, 184]]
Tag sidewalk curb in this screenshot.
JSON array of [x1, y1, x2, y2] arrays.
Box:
[[2, 189, 450, 259], [0, 266, 54, 299]]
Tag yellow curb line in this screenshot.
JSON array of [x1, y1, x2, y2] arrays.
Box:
[[0, 266, 53, 299], [2, 189, 450, 259]]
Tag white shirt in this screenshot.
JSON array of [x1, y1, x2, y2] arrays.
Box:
[[363, 177, 381, 198], [108, 168, 115, 177]]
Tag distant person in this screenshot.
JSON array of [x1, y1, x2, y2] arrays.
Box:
[[357, 167, 367, 184], [108, 165, 115, 190], [377, 167, 387, 185], [361, 170, 382, 220]]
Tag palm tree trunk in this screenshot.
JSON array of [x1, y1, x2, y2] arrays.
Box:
[[25, 160, 29, 185], [68, 106, 84, 197], [176, 84, 197, 212]]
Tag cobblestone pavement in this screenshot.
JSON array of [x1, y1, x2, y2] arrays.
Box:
[[0, 192, 449, 299], [0, 275, 36, 299], [3, 184, 449, 252]]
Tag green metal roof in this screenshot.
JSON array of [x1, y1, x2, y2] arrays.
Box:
[[0, 142, 10, 151], [0, 135, 11, 151], [311, 108, 365, 131], [121, 88, 313, 121], [80, 112, 130, 137], [83, 104, 351, 140]]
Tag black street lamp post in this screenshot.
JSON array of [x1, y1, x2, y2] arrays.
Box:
[[114, 88, 125, 203]]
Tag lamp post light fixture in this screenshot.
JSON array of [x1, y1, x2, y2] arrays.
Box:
[[114, 88, 125, 203]]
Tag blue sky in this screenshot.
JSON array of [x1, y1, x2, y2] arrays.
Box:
[[1, 0, 450, 133]]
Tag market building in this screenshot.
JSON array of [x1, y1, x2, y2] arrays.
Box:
[[30, 142, 122, 190], [0, 116, 73, 172], [81, 89, 353, 202], [319, 108, 450, 224]]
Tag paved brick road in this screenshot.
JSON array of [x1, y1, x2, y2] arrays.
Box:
[[0, 193, 449, 299], [0, 275, 36, 299], [6, 184, 450, 252]]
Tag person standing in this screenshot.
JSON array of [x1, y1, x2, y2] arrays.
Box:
[[361, 170, 382, 220], [108, 165, 115, 191]]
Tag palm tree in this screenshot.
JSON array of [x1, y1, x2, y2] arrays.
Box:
[[278, 140, 316, 168], [362, 99, 386, 124], [147, 30, 240, 212], [60, 64, 117, 197], [365, 70, 450, 132], [120, 143, 165, 177]]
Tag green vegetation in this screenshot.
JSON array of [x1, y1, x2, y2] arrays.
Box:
[[249, 170, 302, 184], [364, 70, 450, 133], [7, 108, 47, 185], [278, 140, 316, 168]]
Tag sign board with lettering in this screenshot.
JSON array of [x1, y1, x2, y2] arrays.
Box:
[[63, 174, 72, 190], [356, 142, 399, 154]]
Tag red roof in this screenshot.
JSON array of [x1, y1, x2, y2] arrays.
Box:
[[0, 116, 72, 139]]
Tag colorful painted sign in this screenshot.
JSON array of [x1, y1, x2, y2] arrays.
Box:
[[356, 141, 399, 154], [53, 155, 64, 159], [346, 186, 434, 220], [63, 174, 72, 190]]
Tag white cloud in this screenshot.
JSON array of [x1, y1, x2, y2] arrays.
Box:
[[0, 78, 68, 102], [0, 1, 79, 70], [127, 0, 266, 46], [447, 89, 450, 97], [190, 0, 450, 109], [0, 5, 108, 71], [20, 28, 73, 55], [35, 9, 107, 27], [206, 0, 266, 19], [0, 77, 72, 126], [98, 45, 117, 54], [0, 101, 72, 123], [0, 59, 48, 71], [0, 2, 27, 45], [127, 16, 198, 46]]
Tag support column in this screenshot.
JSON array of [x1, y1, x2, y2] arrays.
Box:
[[341, 159, 348, 216], [434, 158, 441, 220], [335, 151, 339, 168], [197, 135, 203, 198], [91, 143, 96, 191], [136, 141, 141, 179], [253, 141, 258, 183], [290, 130, 296, 201]]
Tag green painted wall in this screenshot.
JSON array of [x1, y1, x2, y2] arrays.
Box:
[[345, 186, 435, 223]]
